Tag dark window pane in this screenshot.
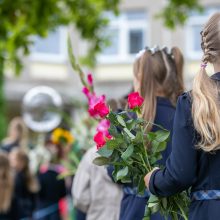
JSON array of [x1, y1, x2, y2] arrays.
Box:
[[129, 30, 144, 54]]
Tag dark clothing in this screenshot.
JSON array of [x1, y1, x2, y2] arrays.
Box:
[[149, 73, 220, 220], [0, 198, 19, 220], [14, 171, 37, 219], [109, 97, 176, 220], [35, 169, 66, 220], [75, 208, 86, 220], [1, 140, 19, 153]]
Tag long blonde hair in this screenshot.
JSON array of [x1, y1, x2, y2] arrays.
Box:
[[133, 47, 184, 126], [0, 153, 14, 212], [192, 13, 220, 152]]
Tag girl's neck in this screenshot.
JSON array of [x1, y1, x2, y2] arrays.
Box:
[[213, 62, 220, 73]]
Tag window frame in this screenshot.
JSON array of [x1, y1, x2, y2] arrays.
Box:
[[30, 27, 67, 63], [98, 11, 148, 64]]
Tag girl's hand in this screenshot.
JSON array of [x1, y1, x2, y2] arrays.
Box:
[[144, 167, 159, 189]]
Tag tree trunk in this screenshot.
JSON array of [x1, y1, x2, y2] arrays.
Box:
[[0, 56, 7, 141]]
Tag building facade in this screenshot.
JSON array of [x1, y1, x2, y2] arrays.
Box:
[[5, 0, 220, 118]]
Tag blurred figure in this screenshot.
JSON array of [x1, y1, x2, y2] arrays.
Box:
[[1, 117, 28, 152], [72, 146, 123, 220], [108, 46, 184, 220], [34, 135, 67, 220], [9, 148, 39, 220], [0, 152, 19, 220]]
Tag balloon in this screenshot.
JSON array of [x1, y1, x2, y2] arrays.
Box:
[[22, 86, 62, 132]]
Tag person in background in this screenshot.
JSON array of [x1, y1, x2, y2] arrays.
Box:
[[1, 117, 28, 152], [9, 148, 39, 220], [144, 12, 220, 220], [108, 46, 184, 220], [34, 135, 67, 220], [72, 145, 123, 220], [0, 152, 19, 220]]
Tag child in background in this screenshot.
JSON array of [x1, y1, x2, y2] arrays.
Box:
[[34, 135, 67, 220], [9, 148, 39, 220], [0, 152, 19, 220]]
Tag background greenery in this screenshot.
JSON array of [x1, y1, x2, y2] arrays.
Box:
[[0, 0, 202, 140]]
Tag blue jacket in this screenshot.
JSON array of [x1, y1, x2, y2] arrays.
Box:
[[149, 72, 220, 220], [108, 97, 176, 220]]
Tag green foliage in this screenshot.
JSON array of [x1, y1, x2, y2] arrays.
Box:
[[158, 0, 203, 29], [93, 109, 189, 220]]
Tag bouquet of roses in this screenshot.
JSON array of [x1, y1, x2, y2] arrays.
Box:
[[68, 39, 189, 220]]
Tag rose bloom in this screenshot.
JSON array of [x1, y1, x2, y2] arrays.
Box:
[[94, 101, 109, 118], [127, 92, 144, 109], [96, 119, 111, 136], [94, 131, 106, 149]]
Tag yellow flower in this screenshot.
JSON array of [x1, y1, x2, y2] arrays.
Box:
[[51, 128, 74, 145]]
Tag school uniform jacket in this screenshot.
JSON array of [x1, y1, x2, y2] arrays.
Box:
[[149, 72, 220, 220], [108, 97, 176, 220]]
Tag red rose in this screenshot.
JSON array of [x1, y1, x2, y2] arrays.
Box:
[[127, 92, 144, 109], [94, 101, 109, 118], [93, 132, 106, 149], [87, 73, 93, 86]]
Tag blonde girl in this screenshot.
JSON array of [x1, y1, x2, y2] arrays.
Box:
[[145, 12, 220, 220]]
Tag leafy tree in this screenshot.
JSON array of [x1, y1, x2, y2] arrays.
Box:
[[0, 0, 202, 140], [0, 0, 119, 140], [159, 0, 203, 29]]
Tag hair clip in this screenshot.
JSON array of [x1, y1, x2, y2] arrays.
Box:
[[150, 45, 160, 54], [201, 63, 207, 69], [135, 49, 146, 59]]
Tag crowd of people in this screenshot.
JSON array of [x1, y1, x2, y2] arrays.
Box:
[[0, 118, 68, 220], [1, 11, 220, 220]]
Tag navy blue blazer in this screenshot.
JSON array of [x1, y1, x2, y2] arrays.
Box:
[[110, 97, 176, 220], [149, 72, 220, 220]]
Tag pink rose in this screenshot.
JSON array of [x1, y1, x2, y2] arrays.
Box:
[[94, 131, 112, 150], [88, 95, 106, 117], [94, 131, 106, 149], [127, 92, 144, 109], [97, 119, 111, 136], [87, 73, 93, 86], [94, 101, 109, 118]]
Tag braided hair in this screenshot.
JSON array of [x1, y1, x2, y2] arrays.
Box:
[[192, 12, 220, 151]]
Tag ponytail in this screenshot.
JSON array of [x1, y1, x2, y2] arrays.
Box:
[[172, 47, 184, 94], [192, 67, 220, 151], [192, 12, 220, 152]]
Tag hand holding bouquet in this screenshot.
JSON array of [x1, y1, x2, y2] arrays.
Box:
[[68, 39, 189, 220]]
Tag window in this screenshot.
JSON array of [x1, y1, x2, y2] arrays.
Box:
[[30, 27, 67, 63], [98, 11, 147, 64], [186, 8, 220, 60]]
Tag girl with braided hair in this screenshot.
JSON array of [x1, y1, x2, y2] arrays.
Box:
[[144, 12, 220, 220], [108, 46, 184, 220]]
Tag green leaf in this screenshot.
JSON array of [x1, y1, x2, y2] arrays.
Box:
[[161, 198, 168, 209], [108, 124, 118, 137], [117, 115, 126, 127], [123, 128, 135, 140], [121, 145, 134, 160], [106, 138, 123, 150], [97, 145, 113, 157], [137, 178, 146, 195], [116, 166, 129, 181], [148, 194, 159, 203], [127, 119, 136, 130], [155, 130, 170, 142], [93, 157, 110, 166], [146, 132, 156, 141]]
